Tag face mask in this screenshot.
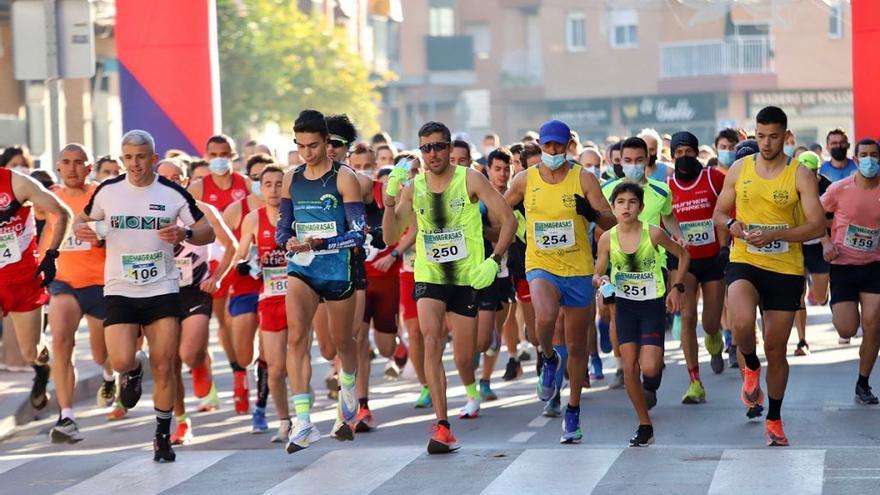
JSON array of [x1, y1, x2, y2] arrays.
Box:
[[623, 164, 645, 182], [250, 181, 263, 198], [209, 157, 232, 174], [649, 154, 657, 168], [858, 157, 879, 178], [674, 156, 702, 183], [541, 152, 566, 170], [586, 166, 601, 178], [831, 147, 848, 161], [783, 145, 795, 157], [717, 149, 735, 167], [13, 166, 29, 174], [287, 249, 315, 267]]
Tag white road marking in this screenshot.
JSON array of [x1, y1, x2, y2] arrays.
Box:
[[708, 449, 825, 495], [481, 448, 622, 494], [508, 431, 536, 443]]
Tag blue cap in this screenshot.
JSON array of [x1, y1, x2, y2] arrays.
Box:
[[539, 120, 571, 146]]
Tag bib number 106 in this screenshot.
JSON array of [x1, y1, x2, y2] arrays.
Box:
[[132, 266, 159, 282]]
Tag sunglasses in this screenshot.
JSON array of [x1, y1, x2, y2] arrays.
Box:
[[329, 139, 349, 149], [419, 141, 451, 154]]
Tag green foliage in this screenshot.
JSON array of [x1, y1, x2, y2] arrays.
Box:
[[216, 0, 383, 139]]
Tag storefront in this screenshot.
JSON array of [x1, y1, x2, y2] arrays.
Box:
[[747, 89, 853, 146], [619, 93, 719, 146]]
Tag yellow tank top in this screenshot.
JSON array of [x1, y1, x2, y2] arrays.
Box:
[[730, 154, 803, 275], [524, 164, 593, 276]]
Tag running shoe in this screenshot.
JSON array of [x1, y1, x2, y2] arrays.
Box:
[[191, 364, 211, 398], [196, 383, 220, 412], [722, 329, 732, 352], [535, 351, 543, 376], [393, 341, 409, 369], [153, 433, 176, 463], [560, 407, 583, 444], [30, 364, 50, 410], [106, 402, 127, 421], [338, 382, 359, 423], [794, 341, 810, 357], [171, 417, 193, 446], [710, 353, 725, 375], [414, 386, 432, 409], [49, 417, 83, 444], [118, 364, 143, 410], [427, 422, 460, 455], [233, 369, 249, 415], [325, 373, 339, 400], [839, 336, 851, 345], [543, 393, 562, 418], [502, 358, 523, 381], [384, 361, 400, 381], [96, 378, 116, 408], [537, 351, 561, 401], [518, 349, 531, 362], [855, 383, 880, 405], [765, 419, 789, 447], [705, 331, 723, 355], [681, 380, 706, 404], [287, 420, 321, 453], [644, 388, 657, 410], [746, 404, 765, 419], [590, 353, 604, 380], [459, 399, 481, 419], [252, 407, 268, 433], [355, 407, 377, 433], [271, 418, 292, 444], [331, 415, 354, 441], [608, 369, 625, 389], [740, 366, 764, 408], [598, 318, 612, 354], [728, 344, 739, 369], [480, 380, 498, 401], [629, 424, 654, 447]]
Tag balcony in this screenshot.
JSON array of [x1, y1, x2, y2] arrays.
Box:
[[660, 36, 774, 79]]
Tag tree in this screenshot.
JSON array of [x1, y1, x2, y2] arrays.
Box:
[[216, 0, 383, 139]]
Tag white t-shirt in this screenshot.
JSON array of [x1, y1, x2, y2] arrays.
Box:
[[85, 174, 203, 297]]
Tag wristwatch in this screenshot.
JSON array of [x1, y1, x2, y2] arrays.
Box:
[[673, 283, 685, 293], [45, 248, 60, 259], [726, 218, 737, 229], [184, 227, 193, 241], [390, 249, 400, 258], [491, 253, 503, 265]]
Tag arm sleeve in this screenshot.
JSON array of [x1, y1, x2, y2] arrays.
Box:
[[315, 201, 366, 251], [276, 197, 295, 248]]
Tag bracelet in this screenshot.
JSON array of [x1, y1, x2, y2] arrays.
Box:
[[726, 218, 736, 229]]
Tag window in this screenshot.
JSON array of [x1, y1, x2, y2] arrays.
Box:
[[464, 23, 491, 59], [429, 0, 455, 36], [566, 13, 586, 52], [609, 10, 637, 48], [829, 2, 843, 39]]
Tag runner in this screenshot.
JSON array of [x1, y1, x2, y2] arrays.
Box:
[[383, 121, 516, 453], [94, 156, 121, 182], [594, 181, 689, 446], [505, 119, 615, 443], [44, 144, 114, 443], [637, 128, 671, 181], [667, 132, 729, 406], [276, 110, 366, 452], [714, 128, 740, 171], [713, 106, 826, 446], [157, 159, 236, 445], [74, 129, 215, 462], [819, 128, 858, 183], [821, 138, 880, 405]]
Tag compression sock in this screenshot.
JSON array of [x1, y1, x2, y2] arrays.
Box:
[[742, 351, 761, 371]]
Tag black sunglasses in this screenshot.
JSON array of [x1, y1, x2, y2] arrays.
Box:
[[419, 141, 451, 154], [329, 139, 349, 149]]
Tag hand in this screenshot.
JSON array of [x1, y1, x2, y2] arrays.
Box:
[[665, 289, 682, 313], [728, 220, 745, 239], [744, 228, 777, 248], [199, 275, 219, 294], [574, 194, 600, 222], [471, 258, 499, 290], [674, 236, 688, 249], [822, 240, 839, 262], [158, 225, 185, 244], [35, 250, 58, 287], [592, 274, 609, 288], [372, 252, 397, 273], [75, 223, 99, 244], [235, 260, 251, 276], [385, 166, 408, 198], [286, 237, 307, 253], [717, 246, 730, 270], [305, 237, 326, 251]]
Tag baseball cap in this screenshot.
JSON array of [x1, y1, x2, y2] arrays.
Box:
[[539, 120, 571, 146]]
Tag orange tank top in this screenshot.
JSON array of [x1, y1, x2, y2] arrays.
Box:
[[52, 184, 107, 288]]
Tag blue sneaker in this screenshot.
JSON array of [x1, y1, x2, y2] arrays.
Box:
[[537, 352, 561, 402], [598, 318, 612, 354], [543, 393, 562, 417], [723, 329, 733, 352], [590, 353, 604, 380], [560, 407, 583, 444], [251, 407, 268, 433]]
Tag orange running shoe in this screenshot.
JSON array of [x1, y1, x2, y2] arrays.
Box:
[[765, 419, 789, 447], [106, 403, 127, 421], [427, 422, 460, 455], [740, 366, 764, 408], [233, 370, 250, 415], [393, 341, 409, 369], [171, 417, 193, 446], [191, 364, 211, 398], [354, 407, 377, 433]]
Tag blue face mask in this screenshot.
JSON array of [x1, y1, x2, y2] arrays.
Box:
[[209, 157, 232, 175], [783, 145, 795, 157], [250, 181, 262, 197], [623, 164, 645, 182], [541, 152, 566, 170], [858, 157, 879, 178], [717, 149, 735, 167]]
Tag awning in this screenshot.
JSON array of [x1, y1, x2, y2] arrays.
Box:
[[369, 0, 403, 22]]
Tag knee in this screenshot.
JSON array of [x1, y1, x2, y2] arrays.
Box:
[[51, 334, 74, 356], [180, 347, 205, 369], [110, 355, 136, 373], [680, 307, 698, 325], [268, 364, 286, 384], [762, 341, 787, 361], [535, 315, 556, 331], [406, 325, 422, 342], [641, 362, 662, 377]]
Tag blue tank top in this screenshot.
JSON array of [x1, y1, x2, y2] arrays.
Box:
[[287, 162, 351, 281]]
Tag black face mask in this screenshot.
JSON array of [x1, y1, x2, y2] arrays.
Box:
[[613, 164, 624, 178], [830, 147, 848, 161], [674, 156, 702, 183], [649, 154, 658, 168]]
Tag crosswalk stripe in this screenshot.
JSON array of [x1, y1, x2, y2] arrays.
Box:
[[480, 448, 622, 494], [57, 450, 235, 495], [708, 449, 825, 495], [0, 458, 29, 475], [264, 447, 422, 495]]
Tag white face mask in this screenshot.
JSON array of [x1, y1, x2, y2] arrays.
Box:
[[13, 166, 29, 175], [287, 249, 315, 267]]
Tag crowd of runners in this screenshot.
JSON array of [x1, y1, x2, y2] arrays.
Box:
[[2, 104, 879, 462]]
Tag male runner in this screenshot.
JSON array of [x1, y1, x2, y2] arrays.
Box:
[[713, 106, 825, 446], [505, 119, 615, 443], [383, 121, 516, 453], [75, 130, 214, 462], [95, 156, 121, 182]]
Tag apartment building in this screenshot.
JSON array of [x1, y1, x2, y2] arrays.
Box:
[[385, 0, 853, 148]]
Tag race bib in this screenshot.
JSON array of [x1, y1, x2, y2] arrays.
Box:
[[295, 221, 338, 255], [746, 224, 789, 254], [844, 224, 880, 252], [60, 234, 91, 252], [0, 232, 22, 268], [497, 251, 509, 279], [424, 229, 467, 263], [176, 257, 193, 287], [534, 220, 575, 250], [680, 219, 715, 247], [402, 247, 416, 272], [262, 267, 288, 297], [121, 251, 166, 286], [614, 271, 657, 301]]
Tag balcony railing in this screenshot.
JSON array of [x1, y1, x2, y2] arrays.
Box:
[[660, 36, 774, 78]]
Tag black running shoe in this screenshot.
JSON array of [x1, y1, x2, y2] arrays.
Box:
[[153, 433, 176, 463], [746, 404, 764, 419], [119, 364, 143, 409], [643, 388, 657, 410], [629, 424, 654, 447], [502, 358, 522, 381], [30, 364, 51, 410], [855, 383, 880, 405]]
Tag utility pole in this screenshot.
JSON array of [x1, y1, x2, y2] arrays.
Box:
[[44, 0, 64, 165]]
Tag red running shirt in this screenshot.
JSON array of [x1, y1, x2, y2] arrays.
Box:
[[202, 173, 249, 212], [0, 168, 39, 284], [668, 167, 725, 259]]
